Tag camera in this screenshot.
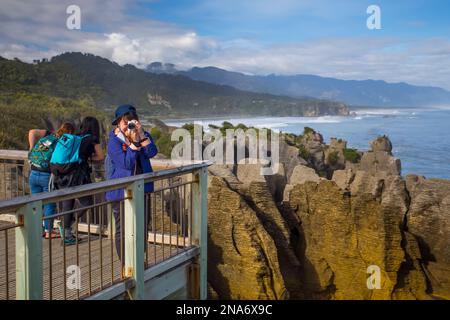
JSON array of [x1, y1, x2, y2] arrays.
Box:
[[127, 120, 138, 130]]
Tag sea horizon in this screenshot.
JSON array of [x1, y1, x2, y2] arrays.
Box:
[[162, 106, 450, 180]]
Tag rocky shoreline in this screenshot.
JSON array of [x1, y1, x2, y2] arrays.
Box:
[[206, 129, 450, 300]]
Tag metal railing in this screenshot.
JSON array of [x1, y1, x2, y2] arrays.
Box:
[[0, 156, 210, 300], [0, 220, 22, 300], [0, 152, 29, 200]]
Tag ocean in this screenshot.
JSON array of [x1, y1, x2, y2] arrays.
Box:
[[164, 107, 450, 179]]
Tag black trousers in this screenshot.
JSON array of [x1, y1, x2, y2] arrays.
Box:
[[112, 197, 151, 261], [60, 195, 93, 230]]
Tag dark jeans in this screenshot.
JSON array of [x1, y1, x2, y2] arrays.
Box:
[[112, 197, 151, 261], [60, 195, 93, 236]]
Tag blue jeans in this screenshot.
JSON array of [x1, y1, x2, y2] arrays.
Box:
[[29, 170, 56, 232]]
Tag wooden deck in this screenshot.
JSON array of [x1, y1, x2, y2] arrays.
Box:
[[0, 225, 190, 300], [0, 157, 209, 300]]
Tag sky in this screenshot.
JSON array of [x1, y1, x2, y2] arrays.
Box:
[[1, 0, 450, 89]]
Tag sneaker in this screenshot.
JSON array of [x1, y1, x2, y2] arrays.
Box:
[[44, 229, 61, 239], [63, 235, 77, 246]]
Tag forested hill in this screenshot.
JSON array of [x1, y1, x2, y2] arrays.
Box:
[[0, 52, 349, 118], [178, 66, 450, 108]]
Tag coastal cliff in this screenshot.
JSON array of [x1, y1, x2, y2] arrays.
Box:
[[206, 131, 450, 300]]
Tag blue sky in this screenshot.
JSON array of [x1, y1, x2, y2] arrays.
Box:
[[1, 0, 450, 89], [142, 0, 450, 42]]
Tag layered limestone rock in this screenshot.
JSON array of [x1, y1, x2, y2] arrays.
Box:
[[298, 130, 326, 173], [283, 137, 434, 299], [279, 139, 308, 181], [235, 160, 287, 203], [406, 175, 450, 299], [324, 138, 347, 171], [347, 135, 401, 175], [208, 162, 303, 299], [283, 165, 322, 202], [205, 135, 448, 300], [285, 175, 429, 299], [207, 174, 289, 299], [293, 130, 351, 178], [370, 135, 393, 153]]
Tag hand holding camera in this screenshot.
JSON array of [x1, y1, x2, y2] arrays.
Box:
[[125, 119, 150, 148], [126, 120, 141, 142], [127, 119, 138, 131]]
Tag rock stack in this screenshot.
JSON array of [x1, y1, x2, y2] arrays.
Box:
[[206, 134, 450, 300]]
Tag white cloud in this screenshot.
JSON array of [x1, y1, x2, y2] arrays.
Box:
[[0, 0, 450, 90]]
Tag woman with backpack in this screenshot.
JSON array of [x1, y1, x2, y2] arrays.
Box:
[[28, 122, 75, 239], [105, 104, 158, 261], [50, 117, 104, 245]]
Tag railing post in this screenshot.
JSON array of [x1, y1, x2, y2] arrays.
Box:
[[191, 166, 208, 299], [124, 179, 145, 299], [15, 200, 43, 300], [106, 203, 115, 239]]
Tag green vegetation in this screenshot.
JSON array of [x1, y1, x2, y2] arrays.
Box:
[[221, 121, 233, 129], [0, 52, 348, 118], [180, 123, 208, 137], [206, 121, 270, 136], [298, 144, 310, 160], [327, 151, 340, 166], [343, 148, 361, 163], [181, 123, 196, 136], [303, 127, 316, 135], [235, 123, 248, 130], [0, 92, 109, 150], [318, 170, 328, 178], [149, 127, 175, 158]]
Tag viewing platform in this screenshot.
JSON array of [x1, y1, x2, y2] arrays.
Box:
[[0, 150, 210, 300]]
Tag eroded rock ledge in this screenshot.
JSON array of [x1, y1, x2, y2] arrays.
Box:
[[206, 134, 450, 300]]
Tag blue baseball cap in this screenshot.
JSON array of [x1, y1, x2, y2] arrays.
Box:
[[112, 104, 137, 125]]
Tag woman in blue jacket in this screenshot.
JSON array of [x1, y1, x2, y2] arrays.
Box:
[[105, 104, 158, 261]]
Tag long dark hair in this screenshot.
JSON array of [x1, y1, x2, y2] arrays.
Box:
[[79, 116, 100, 142], [56, 121, 75, 138]]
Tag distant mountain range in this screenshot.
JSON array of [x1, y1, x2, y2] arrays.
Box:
[[146, 63, 450, 108], [0, 53, 349, 118]]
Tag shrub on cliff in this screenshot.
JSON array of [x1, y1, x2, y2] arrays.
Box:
[[327, 151, 340, 166], [149, 126, 176, 157], [303, 127, 316, 135], [343, 148, 361, 163], [298, 144, 310, 160]]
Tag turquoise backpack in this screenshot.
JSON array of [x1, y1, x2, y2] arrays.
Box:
[[28, 134, 59, 171], [50, 134, 90, 174]]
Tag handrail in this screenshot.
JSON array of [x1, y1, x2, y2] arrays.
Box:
[[0, 150, 28, 161], [0, 157, 210, 300], [0, 160, 212, 214]]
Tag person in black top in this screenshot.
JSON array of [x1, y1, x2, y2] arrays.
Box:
[[28, 122, 75, 239], [51, 117, 105, 245]]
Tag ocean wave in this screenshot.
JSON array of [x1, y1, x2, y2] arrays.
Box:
[[166, 116, 346, 129], [353, 109, 404, 116], [427, 105, 450, 111]]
